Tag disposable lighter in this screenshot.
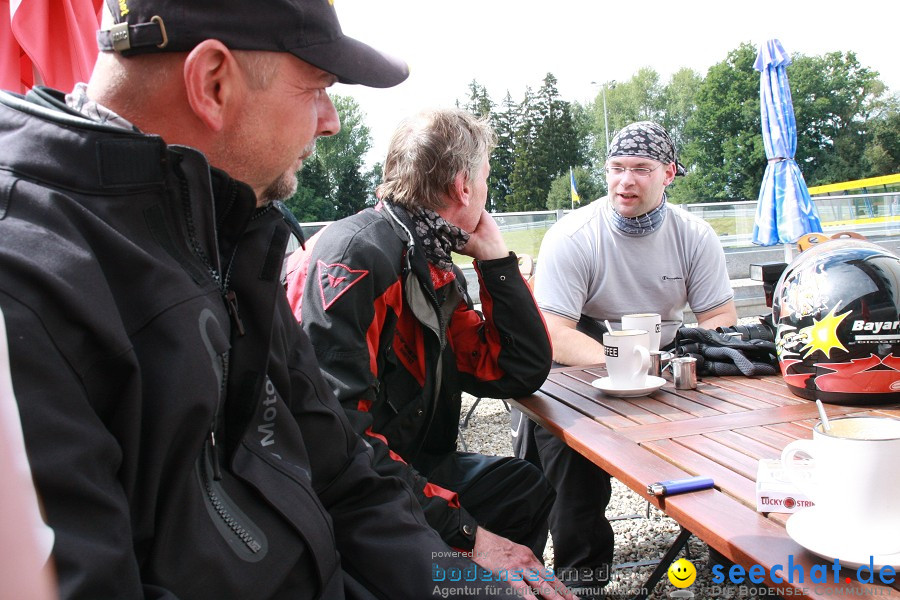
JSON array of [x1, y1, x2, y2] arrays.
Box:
[[647, 476, 715, 497]]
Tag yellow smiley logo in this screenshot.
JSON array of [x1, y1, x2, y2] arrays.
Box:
[[667, 558, 696, 588]]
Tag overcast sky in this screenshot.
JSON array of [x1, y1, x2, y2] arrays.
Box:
[[328, 0, 900, 166]]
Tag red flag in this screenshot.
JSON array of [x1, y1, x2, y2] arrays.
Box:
[[1, 0, 102, 93]]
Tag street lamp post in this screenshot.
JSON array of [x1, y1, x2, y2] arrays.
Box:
[[591, 80, 616, 158], [601, 84, 610, 154]]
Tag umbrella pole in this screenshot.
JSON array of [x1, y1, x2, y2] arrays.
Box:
[[784, 243, 793, 263]]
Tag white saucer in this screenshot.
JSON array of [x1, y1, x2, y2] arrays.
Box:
[[786, 507, 900, 570], [590, 376, 666, 398]]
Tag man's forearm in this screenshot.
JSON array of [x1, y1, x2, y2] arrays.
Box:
[[696, 300, 738, 331], [549, 327, 606, 366]]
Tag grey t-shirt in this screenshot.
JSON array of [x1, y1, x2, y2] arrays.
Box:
[[534, 197, 733, 346]]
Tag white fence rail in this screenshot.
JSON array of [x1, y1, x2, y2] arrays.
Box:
[[291, 192, 900, 255]]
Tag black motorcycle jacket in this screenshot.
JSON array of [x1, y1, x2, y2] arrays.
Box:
[[0, 88, 505, 599]]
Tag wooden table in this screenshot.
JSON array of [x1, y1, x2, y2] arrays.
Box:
[[510, 365, 900, 599]]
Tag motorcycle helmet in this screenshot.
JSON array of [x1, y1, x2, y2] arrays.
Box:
[[771, 238, 900, 404]]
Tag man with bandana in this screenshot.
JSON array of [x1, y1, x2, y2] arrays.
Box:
[[286, 108, 572, 599], [511, 121, 736, 596]]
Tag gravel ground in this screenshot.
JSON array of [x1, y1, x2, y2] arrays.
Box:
[[458, 394, 760, 600]]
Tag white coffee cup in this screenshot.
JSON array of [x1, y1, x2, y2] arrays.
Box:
[[603, 329, 651, 389], [780, 416, 900, 554], [622, 313, 661, 352]]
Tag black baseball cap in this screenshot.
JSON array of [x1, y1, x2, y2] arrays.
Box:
[[97, 0, 409, 88]]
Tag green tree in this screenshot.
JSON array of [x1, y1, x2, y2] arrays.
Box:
[[508, 74, 584, 211], [789, 51, 888, 185], [681, 42, 762, 201], [546, 167, 602, 210], [368, 162, 384, 206], [682, 43, 893, 201], [461, 79, 494, 118], [283, 95, 375, 221], [534, 74, 583, 190], [865, 99, 900, 175], [660, 68, 702, 154], [507, 87, 543, 211], [489, 92, 518, 212], [590, 68, 664, 161], [612, 67, 664, 126], [571, 100, 601, 175], [286, 156, 336, 222]]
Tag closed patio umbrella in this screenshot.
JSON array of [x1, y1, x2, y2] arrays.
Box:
[[751, 39, 823, 262], [1, 0, 102, 93]]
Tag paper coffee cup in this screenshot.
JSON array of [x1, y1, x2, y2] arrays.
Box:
[[781, 416, 900, 554], [603, 329, 651, 388], [622, 313, 661, 352]]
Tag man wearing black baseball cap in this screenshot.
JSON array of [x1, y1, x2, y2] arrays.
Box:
[[0, 0, 527, 597]]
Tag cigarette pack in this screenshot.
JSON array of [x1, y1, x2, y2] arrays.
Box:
[[755, 458, 815, 513]]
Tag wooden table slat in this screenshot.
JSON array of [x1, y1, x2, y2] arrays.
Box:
[[619, 403, 860, 443], [536, 380, 640, 429], [655, 385, 749, 414], [673, 434, 761, 481], [707, 375, 807, 404], [765, 420, 818, 439], [616, 395, 700, 422], [703, 429, 785, 462], [542, 378, 668, 426], [738, 424, 810, 451], [648, 388, 729, 417], [688, 381, 783, 410]]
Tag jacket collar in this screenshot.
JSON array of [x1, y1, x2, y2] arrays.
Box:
[[0, 87, 258, 254]]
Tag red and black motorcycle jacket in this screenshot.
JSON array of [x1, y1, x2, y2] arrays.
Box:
[[287, 201, 552, 550]]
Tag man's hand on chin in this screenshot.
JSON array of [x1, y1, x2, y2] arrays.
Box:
[[460, 210, 509, 261]]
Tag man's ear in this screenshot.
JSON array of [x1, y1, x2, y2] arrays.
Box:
[[449, 171, 471, 207], [663, 162, 677, 186], [183, 40, 241, 132]]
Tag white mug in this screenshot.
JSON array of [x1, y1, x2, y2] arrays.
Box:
[[622, 313, 661, 352], [780, 416, 900, 554], [603, 329, 651, 388]]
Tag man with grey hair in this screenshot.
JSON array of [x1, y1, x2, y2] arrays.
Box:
[[0, 0, 538, 597], [287, 108, 571, 599], [511, 121, 736, 596]]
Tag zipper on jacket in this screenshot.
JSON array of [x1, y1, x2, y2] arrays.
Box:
[[207, 341, 230, 482], [177, 163, 246, 340], [208, 429, 223, 481], [178, 169, 222, 289], [177, 164, 245, 499], [224, 290, 245, 336], [197, 438, 268, 561], [176, 158, 268, 561]]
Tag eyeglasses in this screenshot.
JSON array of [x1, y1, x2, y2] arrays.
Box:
[[605, 164, 664, 178]]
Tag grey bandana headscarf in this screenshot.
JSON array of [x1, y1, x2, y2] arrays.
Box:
[[607, 121, 686, 176]]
